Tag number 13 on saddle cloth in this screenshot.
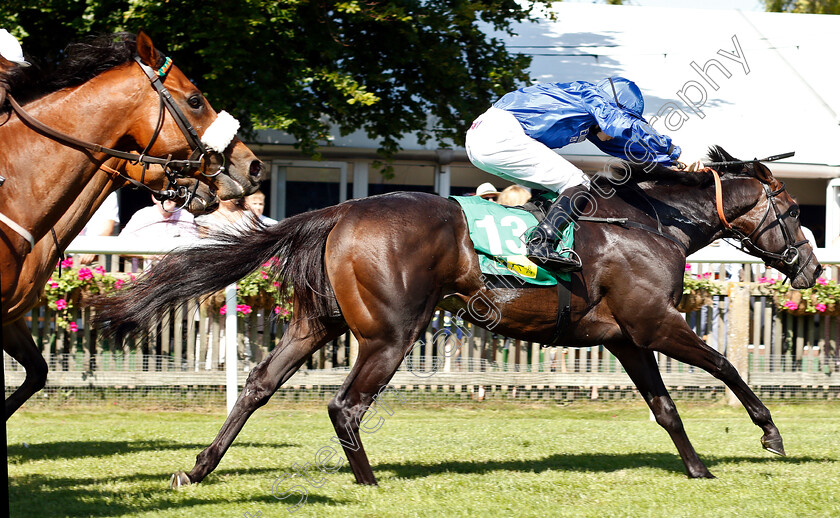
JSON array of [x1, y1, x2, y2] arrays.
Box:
[[450, 195, 574, 286]]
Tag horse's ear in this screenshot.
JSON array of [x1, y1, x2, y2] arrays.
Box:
[[136, 31, 160, 67], [754, 161, 774, 184]]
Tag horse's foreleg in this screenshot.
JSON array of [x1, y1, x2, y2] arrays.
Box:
[[607, 343, 714, 478], [172, 318, 346, 488], [645, 313, 784, 457], [4, 319, 49, 420]]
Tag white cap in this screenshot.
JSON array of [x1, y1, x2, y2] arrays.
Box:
[[475, 182, 501, 199], [0, 29, 30, 66]]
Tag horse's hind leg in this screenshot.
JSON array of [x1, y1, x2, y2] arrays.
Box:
[[608, 343, 714, 478], [4, 319, 49, 419], [172, 316, 346, 487], [327, 291, 440, 485]]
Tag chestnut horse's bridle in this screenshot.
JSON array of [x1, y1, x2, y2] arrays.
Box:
[[6, 54, 228, 205]]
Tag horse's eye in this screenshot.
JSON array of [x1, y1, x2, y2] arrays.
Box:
[[789, 207, 799, 218], [187, 95, 203, 109]]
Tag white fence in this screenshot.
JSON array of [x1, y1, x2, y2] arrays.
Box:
[[3, 236, 840, 405]]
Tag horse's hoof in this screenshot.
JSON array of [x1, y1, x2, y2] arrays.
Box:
[[688, 468, 716, 479], [170, 471, 192, 489], [761, 436, 786, 456]]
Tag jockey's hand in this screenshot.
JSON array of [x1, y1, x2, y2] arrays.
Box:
[[686, 160, 705, 172], [673, 160, 687, 170]]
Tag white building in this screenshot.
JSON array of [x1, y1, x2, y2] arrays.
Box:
[[249, 3, 840, 245]]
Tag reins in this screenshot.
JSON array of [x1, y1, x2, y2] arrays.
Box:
[[6, 92, 203, 171]]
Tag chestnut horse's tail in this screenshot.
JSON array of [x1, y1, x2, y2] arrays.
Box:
[[91, 203, 353, 337]]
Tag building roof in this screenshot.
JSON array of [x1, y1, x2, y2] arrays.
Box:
[[500, 3, 840, 173]]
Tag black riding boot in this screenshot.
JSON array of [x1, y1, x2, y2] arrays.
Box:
[[526, 186, 589, 272]]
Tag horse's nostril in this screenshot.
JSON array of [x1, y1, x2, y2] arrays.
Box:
[[249, 160, 262, 178]]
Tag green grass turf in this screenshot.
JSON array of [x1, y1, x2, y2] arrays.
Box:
[[8, 401, 840, 517]]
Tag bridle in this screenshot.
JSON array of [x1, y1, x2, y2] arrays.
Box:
[[709, 168, 813, 278], [6, 53, 230, 207]]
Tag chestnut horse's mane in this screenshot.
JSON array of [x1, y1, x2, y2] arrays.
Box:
[[1, 32, 166, 111]]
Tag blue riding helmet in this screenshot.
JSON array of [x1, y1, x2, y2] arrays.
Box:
[[596, 77, 644, 119]]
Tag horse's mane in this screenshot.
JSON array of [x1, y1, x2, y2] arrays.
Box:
[[2, 32, 165, 110], [598, 145, 756, 190]]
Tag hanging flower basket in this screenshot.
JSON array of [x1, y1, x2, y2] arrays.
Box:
[[241, 292, 279, 312]]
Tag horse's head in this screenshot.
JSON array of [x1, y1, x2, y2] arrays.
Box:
[[130, 31, 264, 200], [710, 147, 822, 289]]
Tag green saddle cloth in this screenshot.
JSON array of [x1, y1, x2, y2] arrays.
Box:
[[450, 195, 574, 286]]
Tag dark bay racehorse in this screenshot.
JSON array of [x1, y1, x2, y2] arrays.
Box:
[[93, 147, 821, 486], [1, 31, 264, 418]]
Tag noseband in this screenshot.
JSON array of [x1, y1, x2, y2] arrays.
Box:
[[5, 54, 235, 207], [710, 168, 811, 275]]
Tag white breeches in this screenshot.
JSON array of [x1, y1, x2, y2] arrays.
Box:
[[465, 107, 589, 194]]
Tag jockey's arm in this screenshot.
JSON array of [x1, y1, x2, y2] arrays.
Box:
[[586, 131, 680, 166]]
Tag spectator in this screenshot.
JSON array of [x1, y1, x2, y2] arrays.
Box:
[[120, 194, 199, 241], [195, 198, 253, 237], [244, 190, 277, 225], [77, 191, 120, 265], [475, 182, 501, 202], [496, 185, 531, 206]]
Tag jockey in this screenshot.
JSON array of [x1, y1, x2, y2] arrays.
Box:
[[0, 29, 29, 106], [466, 77, 681, 272]]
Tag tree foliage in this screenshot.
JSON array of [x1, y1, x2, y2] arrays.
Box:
[[1, 0, 553, 158], [761, 0, 840, 13]]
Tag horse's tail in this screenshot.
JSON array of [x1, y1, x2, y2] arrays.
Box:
[[91, 203, 352, 336]]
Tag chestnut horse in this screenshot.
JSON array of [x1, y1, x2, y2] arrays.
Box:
[[93, 147, 821, 486], [1, 31, 263, 418]]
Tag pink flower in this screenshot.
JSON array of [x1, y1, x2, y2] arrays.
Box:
[[60, 257, 74, 269], [702, 272, 712, 279], [49, 281, 59, 289], [237, 304, 252, 315], [784, 301, 799, 310], [94, 265, 106, 275], [78, 268, 93, 280], [55, 299, 68, 310], [261, 271, 269, 280], [816, 303, 827, 312], [817, 278, 828, 285], [69, 322, 78, 332], [274, 306, 281, 314], [220, 306, 227, 315], [114, 279, 125, 290], [684, 264, 691, 272]]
